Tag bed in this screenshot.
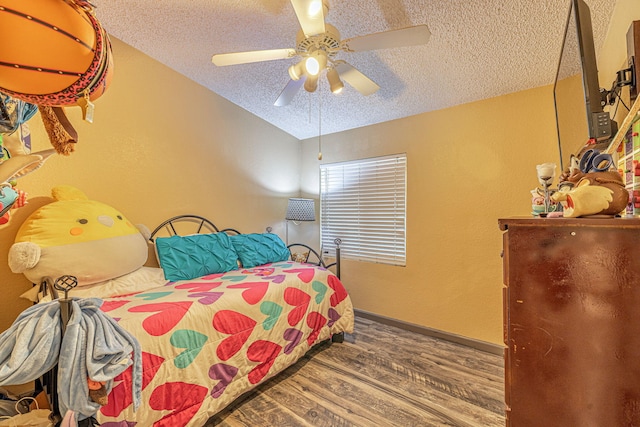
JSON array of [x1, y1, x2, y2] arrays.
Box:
[[6, 201, 353, 426], [95, 215, 353, 426]]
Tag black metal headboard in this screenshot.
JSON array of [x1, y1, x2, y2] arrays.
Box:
[[149, 215, 240, 241], [149, 215, 340, 278]]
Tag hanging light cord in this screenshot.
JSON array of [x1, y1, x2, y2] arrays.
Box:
[[318, 77, 323, 160]]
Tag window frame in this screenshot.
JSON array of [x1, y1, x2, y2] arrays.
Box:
[[319, 153, 407, 266]]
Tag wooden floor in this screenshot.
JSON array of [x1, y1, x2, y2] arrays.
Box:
[[206, 316, 505, 427]]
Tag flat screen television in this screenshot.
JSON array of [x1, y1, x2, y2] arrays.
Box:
[[553, 0, 614, 171]]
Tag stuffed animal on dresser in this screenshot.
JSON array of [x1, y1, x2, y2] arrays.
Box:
[[552, 170, 629, 218]]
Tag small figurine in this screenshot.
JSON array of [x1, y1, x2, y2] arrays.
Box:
[[553, 149, 628, 218], [531, 187, 561, 216], [533, 162, 560, 216]]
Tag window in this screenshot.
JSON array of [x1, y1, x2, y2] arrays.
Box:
[[320, 154, 406, 266]]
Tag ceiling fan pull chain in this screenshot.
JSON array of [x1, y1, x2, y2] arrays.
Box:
[[318, 78, 322, 160]]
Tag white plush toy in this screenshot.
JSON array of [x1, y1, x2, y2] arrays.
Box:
[[9, 185, 150, 286]]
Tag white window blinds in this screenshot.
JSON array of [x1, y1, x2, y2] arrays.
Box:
[[320, 154, 407, 266]]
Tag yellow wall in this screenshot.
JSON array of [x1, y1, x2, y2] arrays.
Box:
[[598, 0, 640, 127], [299, 0, 640, 346], [301, 87, 558, 345], [598, 0, 640, 85], [2, 0, 637, 344], [0, 38, 301, 331]]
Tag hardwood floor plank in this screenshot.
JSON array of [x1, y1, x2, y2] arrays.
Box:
[[318, 336, 504, 415], [207, 316, 505, 426], [313, 352, 503, 426], [269, 373, 427, 427]]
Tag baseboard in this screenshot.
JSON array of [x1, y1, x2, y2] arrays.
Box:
[[354, 309, 504, 356]]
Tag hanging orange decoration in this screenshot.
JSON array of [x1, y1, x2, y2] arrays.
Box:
[[0, 0, 113, 115]]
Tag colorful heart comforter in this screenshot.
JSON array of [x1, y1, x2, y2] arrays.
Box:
[[95, 261, 354, 427]]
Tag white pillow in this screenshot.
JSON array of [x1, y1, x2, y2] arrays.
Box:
[[70, 266, 167, 298], [23, 267, 167, 302]]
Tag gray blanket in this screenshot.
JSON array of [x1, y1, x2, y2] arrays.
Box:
[[0, 298, 141, 420]]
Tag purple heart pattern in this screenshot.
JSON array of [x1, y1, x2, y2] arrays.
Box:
[[188, 291, 223, 305], [209, 363, 239, 398], [283, 328, 303, 354]]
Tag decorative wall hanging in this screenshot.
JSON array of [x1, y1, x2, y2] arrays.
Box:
[[0, 0, 114, 154]]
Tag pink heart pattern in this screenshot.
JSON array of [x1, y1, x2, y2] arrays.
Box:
[[200, 273, 225, 280], [227, 281, 270, 304], [148, 382, 208, 427], [284, 287, 311, 326], [243, 267, 275, 277], [101, 351, 165, 417], [283, 268, 315, 283], [328, 275, 348, 307], [246, 340, 283, 384], [212, 310, 257, 360], [174, 282, 222, 292], [100, 300, 130, 312], [306, 311, 327, 346], [128, 302, 193, 336]]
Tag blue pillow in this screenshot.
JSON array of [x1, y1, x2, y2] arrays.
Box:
[[230, 233, 290, 268], [155, 233, 239, 281]]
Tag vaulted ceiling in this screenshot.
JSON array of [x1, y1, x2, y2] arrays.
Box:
[[95, 0, 618, 140]]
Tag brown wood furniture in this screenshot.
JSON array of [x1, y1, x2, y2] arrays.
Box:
[[500, 217, 640, 426]]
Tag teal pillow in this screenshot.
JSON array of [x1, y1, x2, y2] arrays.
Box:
[[230, 233, 290, 268], [155, 233, 239, 281]]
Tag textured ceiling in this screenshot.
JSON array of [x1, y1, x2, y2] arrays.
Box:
[[94, 0, 618, 140]]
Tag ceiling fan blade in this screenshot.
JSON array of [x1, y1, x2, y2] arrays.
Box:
[[274, 77, 305, 106], [342, 25, 431, 52], [290, 0, 326, 37], [212, 48, 297, 66], [335, 62, 380, 96]]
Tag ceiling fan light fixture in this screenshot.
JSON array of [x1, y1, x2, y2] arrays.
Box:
[[288, 61, 305, 81], [305, 50, 327, 76], [304, 73, 318, 92], [327, 67, 344, 94], [304, 56, 320, 76]]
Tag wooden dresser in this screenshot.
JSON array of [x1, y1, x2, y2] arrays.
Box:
[[499, 217, 640, 426]]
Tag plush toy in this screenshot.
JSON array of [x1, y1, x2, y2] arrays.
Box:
[[552, 171, 629, 218], [8, 185, 150, 286]]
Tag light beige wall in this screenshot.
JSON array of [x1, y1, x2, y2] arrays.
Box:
[[301, 87, 558, 345], [0, 37, 300, 331]]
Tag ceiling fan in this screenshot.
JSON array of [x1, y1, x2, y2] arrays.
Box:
[[211, 0, 431, 106]]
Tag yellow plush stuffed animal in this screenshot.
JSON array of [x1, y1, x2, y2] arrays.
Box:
[[8, 185, 149, 286]]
